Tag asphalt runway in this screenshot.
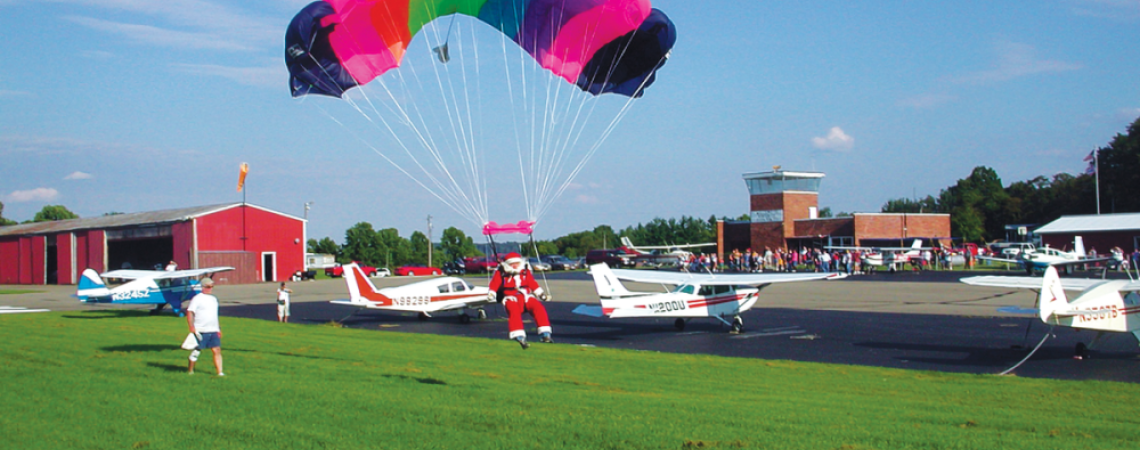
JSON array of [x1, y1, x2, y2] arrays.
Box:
[[220, 273, 1140, 384], [8, 267, 1139, 383]]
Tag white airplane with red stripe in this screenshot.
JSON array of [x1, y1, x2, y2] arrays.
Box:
[[576, 263, 845, 333], [330, 263, 492, 323], [961, 266, 1140, 358]]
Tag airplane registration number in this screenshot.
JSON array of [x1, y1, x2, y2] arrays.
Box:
[[1076, 305, 1119, 322], [111, 289, 152, 301], [393, 296, 430, 307], [649, 300, 687, 313]]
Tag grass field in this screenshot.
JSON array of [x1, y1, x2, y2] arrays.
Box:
[[3, 310, 1138, 450], [0, 289, 42, 295]]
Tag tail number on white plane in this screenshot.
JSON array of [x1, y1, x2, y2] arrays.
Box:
[[393, 296, 431, 307], [1076, 305, 1119, 323], [649, 300, 687, 313]]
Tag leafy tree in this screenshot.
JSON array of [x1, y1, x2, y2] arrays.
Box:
[[307, 237, 340, 256], [1094, 116, 1140, 213], [341, 222, 384, 266], [881, 196, 940, 214], [409, 231, 430, 266], [439, 227, 481, 262], [0, 201, 15, 226], [377, 228, 413, 268], [32, 205, 78, 222]]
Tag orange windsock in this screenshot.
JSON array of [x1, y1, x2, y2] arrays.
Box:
[[237, 163, 249, 192]]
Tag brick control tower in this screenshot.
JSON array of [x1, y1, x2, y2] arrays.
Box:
[[743, 169, 825, 250]]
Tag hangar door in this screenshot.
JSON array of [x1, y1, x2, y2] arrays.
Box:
[[106, 226, 173, 271]]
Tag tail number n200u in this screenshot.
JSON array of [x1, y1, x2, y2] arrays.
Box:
[[649, 301, 687, 313]]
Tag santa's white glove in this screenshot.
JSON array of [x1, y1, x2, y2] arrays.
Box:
[[487, 291, 497, 303], [535, 288, 549, 302]]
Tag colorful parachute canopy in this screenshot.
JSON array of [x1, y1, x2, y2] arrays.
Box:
[[285, 0, 676, 98]]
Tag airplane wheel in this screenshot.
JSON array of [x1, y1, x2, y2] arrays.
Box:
[[674, 318, 685, 331], [730, 317, 744, 334], [477, 309, 487, 320], [459, 314, 471, 324], [1074, 342, 1089, 360], [1064, 265, 1074, 275], [417, 312, 430, 321]]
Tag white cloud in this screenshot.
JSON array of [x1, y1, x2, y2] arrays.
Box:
[[574, 194, 600, 204], [1070, 0, 1140, 20], [64, 171, 94, 180], [897, 93, 956, 109], [811, 127, 855, 152], [951, 42, 1081, 85], [66, 16, 259, 51], [1116, 107, 1140, 121], [5, 188, 60, 203], [51, 0, 280, 52]]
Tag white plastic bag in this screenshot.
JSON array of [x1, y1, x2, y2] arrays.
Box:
[[180, 333, 199, 350]]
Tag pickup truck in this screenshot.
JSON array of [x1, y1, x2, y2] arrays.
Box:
[[324, 263, 381, 278]]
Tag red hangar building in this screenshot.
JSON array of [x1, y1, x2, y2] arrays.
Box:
[[0, 203, 305, 285], [718, 169, 951, 254]]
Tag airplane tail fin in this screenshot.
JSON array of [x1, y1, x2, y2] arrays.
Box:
[[1073, 236, 1086, 257], [1038, 266, 1069, 323], [76, 269, 110, 302], [589, 263, 634, 302], [344, 263, 392, 306]]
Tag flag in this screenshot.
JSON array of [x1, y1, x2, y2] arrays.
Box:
[[237, 163, 249, 192], [1084, 151, 1096, 175]]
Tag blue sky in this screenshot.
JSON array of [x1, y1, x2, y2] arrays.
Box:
[[2, 0, 1138, 244]]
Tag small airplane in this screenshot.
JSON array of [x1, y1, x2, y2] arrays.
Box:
[[961, 266, 1140, 358], [977, 237, 1116, 275], [826, 239, 927, 273], [619, 237, 716, 267], [330, 263, 493, 323], [76, 266, 235, 316], [574, 262, 845, 333]]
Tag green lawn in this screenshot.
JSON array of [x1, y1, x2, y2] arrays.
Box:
[[0, 289, 41, 295], [3, 310, 1138, 449]]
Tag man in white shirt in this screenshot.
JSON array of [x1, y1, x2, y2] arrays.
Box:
[[186, 277, 224, 376]]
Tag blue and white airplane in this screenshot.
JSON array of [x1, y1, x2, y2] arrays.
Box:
[[76, 266, 234, 316]]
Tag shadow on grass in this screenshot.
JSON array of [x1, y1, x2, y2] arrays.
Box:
[[103, 344, 181, 352], [62, 310, 152, 320], [382, 374, 448, 385], [146, 361, 188, 373]]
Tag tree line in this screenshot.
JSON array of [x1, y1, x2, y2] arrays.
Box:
[[882, 116, 1139, 243]]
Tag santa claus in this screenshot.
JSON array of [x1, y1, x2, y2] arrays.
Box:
[[487, 252, 552, 349]]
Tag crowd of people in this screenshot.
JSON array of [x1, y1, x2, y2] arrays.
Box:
[[678, 246, 972, 274]]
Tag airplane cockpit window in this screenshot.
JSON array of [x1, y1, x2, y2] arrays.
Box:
[[437, 284, 451, 293], [697, 286, 714, 296], [673, 284, 696, 295], [713, 285, 731, 295], [452, 281, 466, 292]]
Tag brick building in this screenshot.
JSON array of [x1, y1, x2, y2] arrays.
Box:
[[719, 170, 950, 253]]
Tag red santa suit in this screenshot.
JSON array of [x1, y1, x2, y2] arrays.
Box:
[[487, 253, 551, 346]]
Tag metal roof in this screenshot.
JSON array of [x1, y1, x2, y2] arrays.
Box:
[[0, 203, 297, 237], [1033, 213, 1140, 234]]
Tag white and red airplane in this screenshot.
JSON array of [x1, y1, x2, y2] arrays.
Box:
[[619, 236, 716, 266], [826, 239, 927, 273], [330, 263, 492, 323], [574, 262, 845, 333], [961, 266, 1140, 358]]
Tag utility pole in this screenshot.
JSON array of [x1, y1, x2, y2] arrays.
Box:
[[427, 215, 433, 267]]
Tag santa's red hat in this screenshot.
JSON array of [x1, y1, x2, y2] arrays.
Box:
[[503, 252, 524, 264]]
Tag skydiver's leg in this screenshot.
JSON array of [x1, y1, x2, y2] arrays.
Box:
[[212, 347, 224, 376], [504, 297, 526, 339], [525, 297, 552, 342]]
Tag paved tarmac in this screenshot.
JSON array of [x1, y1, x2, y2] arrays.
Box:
[[5, 268, 1138, 383]]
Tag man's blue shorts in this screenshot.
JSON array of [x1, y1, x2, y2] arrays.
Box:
[[198, 332, 221, 349]]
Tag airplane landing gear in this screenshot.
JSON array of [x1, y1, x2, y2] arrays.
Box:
[[730, 316, 744, 334], [148, 303, 167, 315], [458, 313, 471, 324], [417, 312, 431, 321], [674, 318, 686, 331], [1074, 342, 1089, 360], [477, 309, 487, 320]]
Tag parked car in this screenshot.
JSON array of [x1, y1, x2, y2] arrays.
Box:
[[325, 262, 380, 278], [373, 268, 391, 277], [464, 257, 498, 273], [586, 249, 630, 267], [442, 260, 466, 275], [528, 257, 551, 271], [540, 255, 579, 270], [396, 265, 443, 276]]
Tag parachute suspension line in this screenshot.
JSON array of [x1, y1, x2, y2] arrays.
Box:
[[312, 103, 483, 226]]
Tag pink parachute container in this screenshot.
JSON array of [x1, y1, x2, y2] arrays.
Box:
[[482, 220, 535, 236]]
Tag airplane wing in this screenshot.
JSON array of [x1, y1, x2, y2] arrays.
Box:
[[100, 267, 235, 280], [606, 268, 845, 286], [976, 255, 1020, 264], [958, 275, 1140, 291]]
